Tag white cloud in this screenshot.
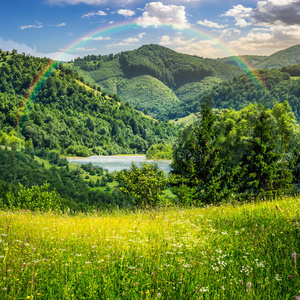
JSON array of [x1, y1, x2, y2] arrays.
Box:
[[175, 40, 224, 58], [138, 32, 146, 39], [222, 5, 253, 27], [117, 9, 135, 17], [197, 19, 226, 29], [107, 32, 145, 47], [228, 22, 300, 54], [219, 28, 241, 37], [0, 37, 77, 61], [20, 22, 43, 30], [159, 35, 197, 46], [83, 36, 111, 41], [75, 47, 97, 51], [159, 35, 223, 58], [137, 2, 190, 30], [50, 22, 66, 27], [107, 37, 139, 47], [82, 10, 107, 18]]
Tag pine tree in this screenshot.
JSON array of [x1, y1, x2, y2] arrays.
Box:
[[241, 105, 292, 199]]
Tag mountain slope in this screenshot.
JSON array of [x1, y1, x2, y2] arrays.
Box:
[[257, 44, 300, 69], [219, 55, 267, 69], [0, 50, 179, 155], [166, 69, 300, 122], [66, 44, 244, 119]]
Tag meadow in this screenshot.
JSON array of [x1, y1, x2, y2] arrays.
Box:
[[1, 197, 300, 299]]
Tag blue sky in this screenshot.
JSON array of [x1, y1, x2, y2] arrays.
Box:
[[1, 0, 300, 60]]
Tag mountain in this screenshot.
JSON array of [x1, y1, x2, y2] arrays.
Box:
[[0, 50, 178, 155], [219, 55, 267, 69], [166, 68, 300, 122], [221, 45, 300, 70], [66, 44, 243, 119], [257, 44, 300, 69]]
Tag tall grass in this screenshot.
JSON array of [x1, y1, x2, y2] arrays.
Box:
[[1, 197, 300, 299]]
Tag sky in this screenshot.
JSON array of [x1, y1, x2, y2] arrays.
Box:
[[1, 0, 300, 60]]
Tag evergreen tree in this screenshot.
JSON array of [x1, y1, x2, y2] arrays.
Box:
[[171, 97, 237, 205], [240, 105, 292, 198]]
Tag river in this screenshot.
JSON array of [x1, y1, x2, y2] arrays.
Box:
[[67, 155, 172, 173]]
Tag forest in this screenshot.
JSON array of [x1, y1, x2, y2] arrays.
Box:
[[2, 46, 300, 212], [0, 50, 178, 156]]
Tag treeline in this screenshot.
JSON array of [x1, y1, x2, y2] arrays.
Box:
[[170, 99, 300, 204], [166, 69, 300, 121], [0, 50, 178, 155], [119, 44, 243, 88], [0, 147, 132, 211], [73, 53, 121, 71], [281, 64, 300, 76]]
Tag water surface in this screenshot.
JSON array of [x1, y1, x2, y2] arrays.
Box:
[[67, 155, 172, 173]]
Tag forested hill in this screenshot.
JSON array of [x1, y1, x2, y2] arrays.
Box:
[[220, 44, 300, 70], [66, 44, 244, 119], [166, 69, 300, 121], [0, 50, 178, 156], [219, 55, 267, 69]]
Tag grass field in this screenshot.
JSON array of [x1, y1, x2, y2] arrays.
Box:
[[1, 197, 300, 299]]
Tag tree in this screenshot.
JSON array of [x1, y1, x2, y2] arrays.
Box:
[[240, 105, 292, 198], [171, 97, 236, 205], [115, 163, 167, 208]]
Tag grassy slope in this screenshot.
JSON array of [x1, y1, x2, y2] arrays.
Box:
[[100, 75, 180, 115], [1, 197, 300, 299]]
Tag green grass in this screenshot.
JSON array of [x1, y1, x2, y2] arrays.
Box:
[[291, 76, 300, 80], [1, 196, 300, 299], [170, 113, 197, 125]]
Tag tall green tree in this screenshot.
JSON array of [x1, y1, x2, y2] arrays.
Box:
[[171, 97, 237, 205], [240, 105, 292, 198]]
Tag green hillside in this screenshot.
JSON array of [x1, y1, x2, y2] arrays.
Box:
[[166, 68, 300, 121], [257, 44, 300, 69], [220, 45, 300, 70], [0, 50, 178, 155], [219, 55, 267, 68], [66, 44, 244, 119]]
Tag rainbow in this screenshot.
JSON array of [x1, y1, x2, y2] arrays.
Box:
[[16, 20, 267, 132]]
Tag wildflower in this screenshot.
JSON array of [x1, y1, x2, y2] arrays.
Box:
[[157, 293, 162, 298], [247, 282, 251, 295], [292, 253, 297, 270]]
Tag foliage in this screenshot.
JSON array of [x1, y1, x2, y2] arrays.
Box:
[[171, 102, 299, 203], [0, 50, 178, 155], [68, 44, 243, 119], [240, 105, 293, 198], [166, 68, 300, 121], [115, 163, 167, 207], [146, 143, 172, 160], [5, 183, 61, 211], [171, 98, 238, 205], [0, 147, 133, 211], [256, 44, 300, 69]]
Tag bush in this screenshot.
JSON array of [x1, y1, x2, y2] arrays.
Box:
[[115, 163, 167, 208], [5, 183, 62, 211]]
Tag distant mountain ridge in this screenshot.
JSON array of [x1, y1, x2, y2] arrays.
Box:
[[220, 44, 300, 70], [66, 44, 243, 119]]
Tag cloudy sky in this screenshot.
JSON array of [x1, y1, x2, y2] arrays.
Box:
[[1, 0, 300, 60]]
